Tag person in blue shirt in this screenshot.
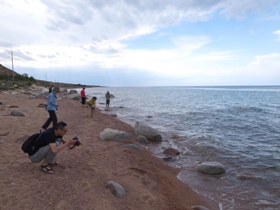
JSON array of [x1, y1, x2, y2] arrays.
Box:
[[42, 86, 60, 129]]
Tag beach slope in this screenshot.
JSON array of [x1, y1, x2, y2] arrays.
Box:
[[0, 89, 219, 210]]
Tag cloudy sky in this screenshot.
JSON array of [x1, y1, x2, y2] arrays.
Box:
[[0, 0, 279, 86]]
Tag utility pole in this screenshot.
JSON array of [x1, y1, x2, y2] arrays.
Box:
[[11, 51, 14, 81]]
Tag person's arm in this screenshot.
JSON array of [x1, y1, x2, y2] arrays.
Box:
[[49, 139, 76, 153]]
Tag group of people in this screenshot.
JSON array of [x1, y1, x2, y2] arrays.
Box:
[[80, 87, 111, 117], [80, 87, 97, 117], [26, 85, 76, 174], [27, 86, 112, 174]]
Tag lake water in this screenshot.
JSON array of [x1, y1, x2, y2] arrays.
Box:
[[83, 86, 280, 210]]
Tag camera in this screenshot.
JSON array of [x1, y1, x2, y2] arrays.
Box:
[[69, 136, 81, 149]]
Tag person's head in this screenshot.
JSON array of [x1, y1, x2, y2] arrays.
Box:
[[54, 121, 68, 136], [92, 96, 97, 101], [53, 87, 60, 94], [83, 87, 85, 90]]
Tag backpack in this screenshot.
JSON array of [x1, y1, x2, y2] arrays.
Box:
[[21, 132, 41, 156]]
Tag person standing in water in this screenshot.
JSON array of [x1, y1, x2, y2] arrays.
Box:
[[105, 91, 110, 107]]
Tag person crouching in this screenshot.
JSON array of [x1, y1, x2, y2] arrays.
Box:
[[29, 121, 77, 174]]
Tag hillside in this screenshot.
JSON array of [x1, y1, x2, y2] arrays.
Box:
[[0, 64, 20, 76], [0, 64, 100, 89]]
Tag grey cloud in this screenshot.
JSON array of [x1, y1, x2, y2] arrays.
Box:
[[89, 45, 118, 54], [41, 0, 93, 27], [40, 0, 222, 33], [0, 51, 12, 61], [37, 0, 276, 44], [0, 51, 29, 62], [45, 18, 70, 31], [0, 41, 15, 48], [40, 0, 276, 29], [127, 0, 220, 12], [220, 0, 276, 19], [37, 54, 56, 59], [116, 0, 276, 22], [13, 51, 35, 61]]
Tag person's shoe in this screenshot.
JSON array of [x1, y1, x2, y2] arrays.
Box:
[[40, 165, 54, 174]]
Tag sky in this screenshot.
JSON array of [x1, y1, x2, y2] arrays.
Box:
[[0, 0, 279, 86]]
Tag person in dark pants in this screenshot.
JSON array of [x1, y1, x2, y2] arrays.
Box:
[[29, 121, 77, 174], [80, 87, 86, 107], [49, 85, 54, 93], [105, 91, 110, 107], [42, 87, 60, 129]]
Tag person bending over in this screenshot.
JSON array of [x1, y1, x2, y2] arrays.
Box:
[[86, 96, 97, 117], [29, 121, 77, 174]]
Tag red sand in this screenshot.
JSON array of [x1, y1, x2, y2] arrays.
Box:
[[0, 88, 219, 210]]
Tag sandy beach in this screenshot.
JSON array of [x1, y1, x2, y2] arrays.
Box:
[[0, 87, 219, 210]]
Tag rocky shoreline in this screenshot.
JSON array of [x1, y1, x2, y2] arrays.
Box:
[[0, 85, 219, 210]]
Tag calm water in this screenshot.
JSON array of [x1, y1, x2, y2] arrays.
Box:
[[84, 86, 280, 210]]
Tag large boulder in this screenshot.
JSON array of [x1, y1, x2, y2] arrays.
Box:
[[196, 162, 226, 175], [66, 93, 80, 100], [36, 92, 49, 99], [163, 148, 180, 156], [136, 135, 150, 145], [134, 121, 162, 142], [99, 128, 129, 141], [69, 89, 78, 94]]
